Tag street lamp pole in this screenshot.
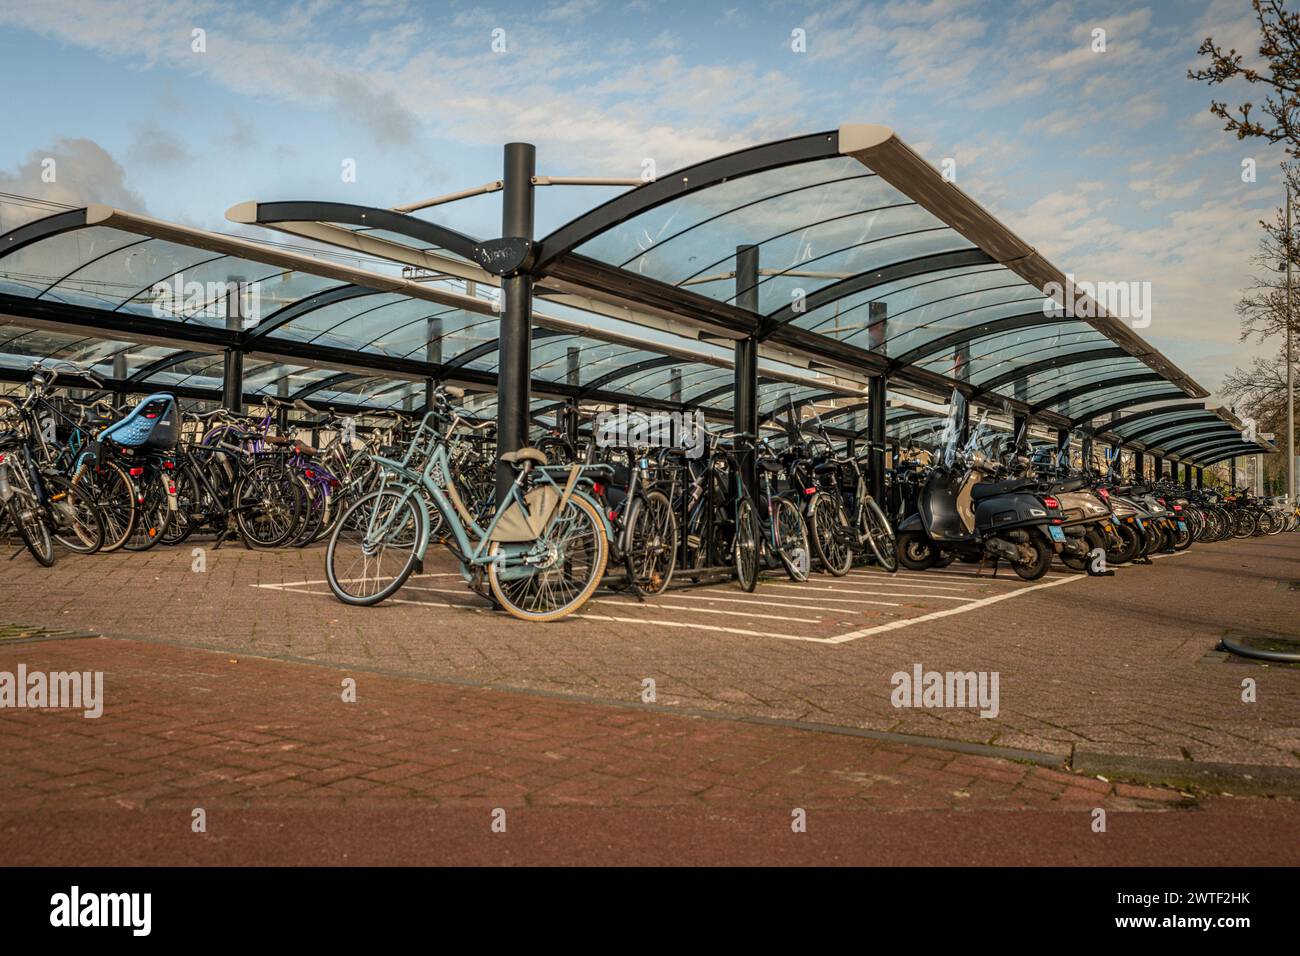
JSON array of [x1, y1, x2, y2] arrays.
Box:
[[1289, 185, 1296, 504]]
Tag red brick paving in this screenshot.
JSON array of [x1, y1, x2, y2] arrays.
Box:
[[0, 534, 1296, 768], [0, 637, 1294, 865]]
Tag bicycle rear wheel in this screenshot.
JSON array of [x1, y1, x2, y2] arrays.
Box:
[[234, 461, 304, 548], [46, 476, 104, 554], [772, 496, 810, 581], [808, 493, 852, 576], [861, 496, 898, 572], [122, 472, 171, 551], [74, 461, 135, 552], [326, 488, 424, 606], [488, 493, 608, 621], [624, 489, 677, 595], [733, 498, 760, 592]]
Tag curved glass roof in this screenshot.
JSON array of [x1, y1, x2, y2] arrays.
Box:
[[0, 123, 1273, 467], [0, 204, 858, 422]]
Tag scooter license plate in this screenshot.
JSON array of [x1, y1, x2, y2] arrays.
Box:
[[1177, 520, 1187, 532], [1110, 515, 1119, 525], [1048, 525, 1066, 542]]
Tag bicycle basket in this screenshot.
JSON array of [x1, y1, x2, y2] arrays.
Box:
[[490, 485, 561, 543]]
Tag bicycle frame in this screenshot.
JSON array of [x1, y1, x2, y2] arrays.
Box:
[[365, 412, 612, 582]]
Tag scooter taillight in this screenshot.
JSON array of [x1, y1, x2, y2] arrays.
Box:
[[129, 466, 145, 477], [1042, 496, 1059, 509], [1096, 488, 1109, 500], [592, 481, 606, 496], [1172, 503, 1183, 511], [804, 487, 816, 495]]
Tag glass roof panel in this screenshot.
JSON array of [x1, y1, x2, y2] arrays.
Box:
[[1011, 356, 1151, 404], [1136, 420, 1228, 448], [1049, 382, 1184, 419], [40, 238, 220, 312], [576, 158, 872, 268], [0, 226, 142, 298], [1109, 408, 1214, 438], [305, 298, 461, 357], [793, 263, 1017, 337], [572, 157, 976, 314]]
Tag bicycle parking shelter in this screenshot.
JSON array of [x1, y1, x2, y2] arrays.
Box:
[[0, 124, 1275, 489]]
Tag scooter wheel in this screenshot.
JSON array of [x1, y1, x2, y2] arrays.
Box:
[[896, 530, 936, 571], [1012, 532, 1053, 581]]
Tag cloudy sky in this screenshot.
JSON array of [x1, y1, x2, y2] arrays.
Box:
[[0, 0, 1283, 397]]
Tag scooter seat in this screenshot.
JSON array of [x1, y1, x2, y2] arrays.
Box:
[[1052, 477, 1087, 492], [972, 477, 1037, 500]]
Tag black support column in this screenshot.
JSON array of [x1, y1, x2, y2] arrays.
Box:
[[868, 375, 887, 506], [1229, 456, 1236, 488], [734, 244, 760, 498], [1154, 455, 1164, 480], [1133, 449, 1144, 480], [222, 282, 244, 413], [1197, 467, 1204, 489], [495, 142, 536, 501], [1056, 428, 1070, 470]]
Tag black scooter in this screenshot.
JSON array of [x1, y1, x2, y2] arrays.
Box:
[[895, 399, 1066, 580]]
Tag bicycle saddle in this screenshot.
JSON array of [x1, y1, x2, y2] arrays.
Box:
[[500, 447, 548, 466]]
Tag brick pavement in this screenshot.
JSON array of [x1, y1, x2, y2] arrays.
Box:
[[0, 533, 1297, 772], [4, 635, 1296, 866]]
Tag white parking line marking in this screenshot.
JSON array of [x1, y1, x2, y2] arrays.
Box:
[[824, 573, 1089, 642], [756, 583, 972, 602], [837, 576, 978, 592], [592, 598, 822, 624], [256, 573, 462, 590], [578, 614, 827, 643], [664, 592, 901, 610]]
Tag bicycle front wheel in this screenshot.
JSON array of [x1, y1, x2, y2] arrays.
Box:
[[326, 488, 424, 606], [488, 493, 608, 622]]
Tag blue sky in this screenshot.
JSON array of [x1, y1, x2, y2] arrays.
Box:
[[0, 0, 1283, 397]]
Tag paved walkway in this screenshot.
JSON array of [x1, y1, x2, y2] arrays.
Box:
[[1, 534, 1297, 770], [2, 636, 1295, 866]]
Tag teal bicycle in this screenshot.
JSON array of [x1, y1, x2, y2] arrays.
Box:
[[325, 386, 613, 622]]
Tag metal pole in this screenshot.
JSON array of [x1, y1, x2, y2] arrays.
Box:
[[868, 375, 887, 506], [734, 244, 759, 500], [223, 281, 244, 413], [1229, 456, 1236, 489], [1288, 186, 1296, 503], [1133, 449, 1144, 480], [495, 142, 535, 501]]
